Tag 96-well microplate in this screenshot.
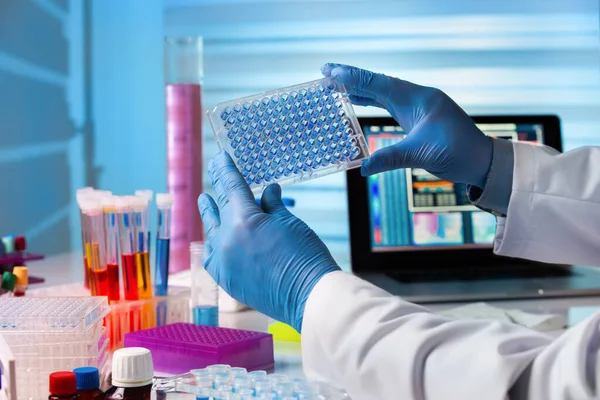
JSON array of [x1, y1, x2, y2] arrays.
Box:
[[207, 78, 369, 193]]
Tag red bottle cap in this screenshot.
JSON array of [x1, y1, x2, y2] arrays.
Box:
[[49, 371, 76, 395], [14, 236, 26, 251]]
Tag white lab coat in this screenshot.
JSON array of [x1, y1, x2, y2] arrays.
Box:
[[301, 141, 600, 400]]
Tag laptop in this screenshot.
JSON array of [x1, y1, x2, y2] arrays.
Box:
[[346, 115, 600, 303]]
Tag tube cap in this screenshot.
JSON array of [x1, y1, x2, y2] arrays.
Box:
[[156, 193, 174, 208], [14, 236, 26, 251], [73, 366, 100, 391], [1, 236, 14, 254], [1, 272, 15, 291], [135, 190, 154, 202], [12, 267, 27, 286], [112, 347, 154, 388], [49, 371, 77, 395]]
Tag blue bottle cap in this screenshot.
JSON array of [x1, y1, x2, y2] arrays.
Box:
[[256, 198, 295, 208], [0, 240, 5, 257], [73, 366, 99, 390]]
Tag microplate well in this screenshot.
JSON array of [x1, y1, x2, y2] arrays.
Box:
[[207, 77, 369, 194]]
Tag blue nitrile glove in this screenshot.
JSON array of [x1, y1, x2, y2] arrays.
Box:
[[198, 151, 340, 332], [322, 63, 494, 188]]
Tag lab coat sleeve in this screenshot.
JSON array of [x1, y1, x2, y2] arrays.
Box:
[[302, 271, 600, 400], [494, 142, 600, 266]]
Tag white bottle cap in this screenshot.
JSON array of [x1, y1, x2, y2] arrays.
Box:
[[111, 347, 154, 388]]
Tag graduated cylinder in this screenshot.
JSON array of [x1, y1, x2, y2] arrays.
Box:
[[165, 36, 204, 273]]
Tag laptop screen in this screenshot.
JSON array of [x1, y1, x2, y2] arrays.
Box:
[[364, 121, 544, 252]]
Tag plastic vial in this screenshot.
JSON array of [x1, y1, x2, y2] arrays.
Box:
[[190, 241, 219, 326], [12, 266, 27, 297], [104, 347, 154, 400], [49, 371, 79, 400], [230, 367, 247, 378], [206, 364, 230, 375], [73, 367, 103, 400]]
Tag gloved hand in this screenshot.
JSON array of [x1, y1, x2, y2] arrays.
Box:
[[322, 63, 494, 189], [198, 151, 340, 332]]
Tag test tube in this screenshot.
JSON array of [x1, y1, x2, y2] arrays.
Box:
[[80, 198, 108, 296], [77, 187, 96, 289], [135, 189, 153, 251], [132, 196, 152, 299], [154, 193, 173, 296], [116, 196, 139, 300], [190, 241, 219, 326], [102, 195, 121, 302]]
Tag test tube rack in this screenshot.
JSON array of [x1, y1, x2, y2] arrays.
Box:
[[105, 286, 191, 350], [124, 323, 274, 375], [26, 283, 192, 351], [0, 297, 110, 400]]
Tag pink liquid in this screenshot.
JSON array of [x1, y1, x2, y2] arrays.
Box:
[[166, 83, 204, 272]]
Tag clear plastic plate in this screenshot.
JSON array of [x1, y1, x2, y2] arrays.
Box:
[[207, 77, 369, 194]]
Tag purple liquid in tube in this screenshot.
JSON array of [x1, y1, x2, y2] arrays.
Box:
[[166, 83, 204, 272]]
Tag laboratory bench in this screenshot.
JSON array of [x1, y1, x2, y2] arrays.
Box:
[[21, 252, 600, 395]]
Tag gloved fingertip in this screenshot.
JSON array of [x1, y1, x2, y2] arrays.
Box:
[[360, 164, 369, 177], [215, 150, 232, 165], [330, 66, 346, 78], [360, 157, 373, 176], [197, 192, 208, 208], [321, 63, 333, 76]]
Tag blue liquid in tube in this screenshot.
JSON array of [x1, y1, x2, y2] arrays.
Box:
[[193, 305, 219, 326], [154, 237, 170, 296]]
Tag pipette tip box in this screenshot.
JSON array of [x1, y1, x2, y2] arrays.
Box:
[[207, 77, 370, 194], [124, 322, 274, 374], [0, 296, 110, 331], [0, 297, 110, 399]]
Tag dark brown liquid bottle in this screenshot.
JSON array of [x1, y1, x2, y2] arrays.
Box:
[[49, 371, 79, 400], [103, 347, 153, 400], [73, 367, 103, 400]]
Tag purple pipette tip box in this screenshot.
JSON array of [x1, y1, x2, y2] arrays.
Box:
[[123, 323, 274, 374]]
